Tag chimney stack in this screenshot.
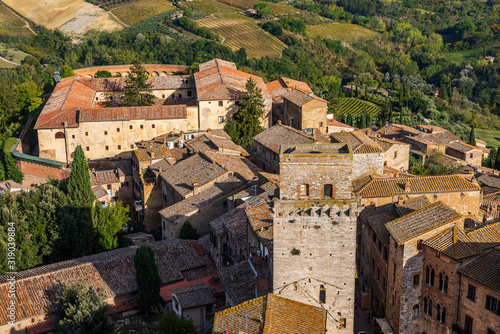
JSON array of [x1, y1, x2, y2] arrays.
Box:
[[192, 180, 199, 195], [404, 181, 411, 193]]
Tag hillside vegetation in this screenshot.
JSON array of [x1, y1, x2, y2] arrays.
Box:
[[0, 4, 33, 37], [306, 23, 378, 45], [111, 0, 175, 25]]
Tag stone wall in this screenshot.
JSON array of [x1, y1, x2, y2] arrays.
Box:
[[352, 153, 384, 179], [283, 99, 327, 132], [253, 143, 279, 174], [384, 144, 410, 171]]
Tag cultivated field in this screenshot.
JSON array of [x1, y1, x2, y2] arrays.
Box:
[[443, 43, 500, 64], [215, 0, 299, 14], [0, 43, 29, 68], [338, 98, 380, 115], [306, 23, 378, 44], [189, 0, 240, 14], [2, 0, 124, 38], [111, 0, 175, 25], [0, 4, 33, 37], [475, 129, 500, 148], [197, 13, 287, 58]]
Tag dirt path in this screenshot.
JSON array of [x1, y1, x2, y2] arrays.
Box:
[[0, 55, 20, 66]]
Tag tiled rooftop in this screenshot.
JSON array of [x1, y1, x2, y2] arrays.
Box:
[[447, 141, 480, 153], [367, 209, 400, 244], [246, 201, 274, 245], [92, 185, 107, 199], [253, 123, 319, 153], [0, 239, 205, 326], [194, 59, 271, 101], [159, 175, 245, 222], [90, 169, 120, 185], [172, 283, 216, 309], [355, 174, 480, 198], [376, 123, 420, 137], [281, 89, 327, 107], [217, 261, 256, 305], [424, 226, 485, 259], [266, 77, 312, 99], [476, 173, 500, 189], [80, 75, 195, 91], [203, 151, 260, 182], [386, 201, 462, 244], [213, 295, 267, 334], [160, 154, 226, 197], [458, 248, 500, 292], [395, 196, 431, 216], [262, 294, 327, 334], [330, 130, 383, 154], [187, 132, 248, 156], [134, 146, 174, 162]]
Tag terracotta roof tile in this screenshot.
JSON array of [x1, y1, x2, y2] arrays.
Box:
[[253, 123, 318, 154], [80, 75, 195, 91], [92, 185, 108, 199], [281, 89, 327, 106], [395, 196, 431, 216], [217, 261, 256, 305], [213, 295, 267, 334], [187, 132, 248, 156], [330, 130, 383, 154], [424, 226, 485, 259], [0, 239, 204, 326], [172, 283, 216, 308], [246, 202, 274, 244], [262, 294, 327, 334], [90, 169, 120, 185], [160, 154, 226, 197], [447, 141, 481, 153], [386, 201, 462, 244], [458, 248, 500, 292], [203, 151, 260, 182], [355, 174, 480, 198]]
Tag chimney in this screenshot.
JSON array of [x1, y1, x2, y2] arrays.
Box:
[[163, 138, 167, 145], [150, 151, 155, 159], [141, 141, 145, 147], [192, 180, 199, 195], [149, 142, 153, 149], [404, 181, 411, 192]]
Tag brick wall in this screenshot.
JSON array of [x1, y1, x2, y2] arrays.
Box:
[[15, 160, 70, 180]]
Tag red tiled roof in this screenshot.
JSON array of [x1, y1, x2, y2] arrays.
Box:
[[266, 77, 312, 99], [202, 151, 261, 182], [195, 59, 271, 100], [79, 105, 186, 123], [90, 169, 120, 185], [26, 320, 54, 334], [281, 89, 328, 106]]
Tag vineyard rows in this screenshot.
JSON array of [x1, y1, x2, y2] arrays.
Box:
[[339, 98, 380, 115], [197, 14, 286, 58], [215, 0, 298, 14], [189, 0, 239, 13]]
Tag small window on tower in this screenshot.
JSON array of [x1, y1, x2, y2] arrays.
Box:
[[319, 285, 326, 304]]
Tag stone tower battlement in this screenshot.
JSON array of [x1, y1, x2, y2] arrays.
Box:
[[274, 143, 360, 333]]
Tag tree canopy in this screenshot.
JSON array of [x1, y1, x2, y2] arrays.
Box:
[[179, 221, 198, 240], [55, 280, 111, 334], [122, 62, 156, 107]]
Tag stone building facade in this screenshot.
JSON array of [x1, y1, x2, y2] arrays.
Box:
[[282, 90, 328, 132], [273, 143, 361, 333]]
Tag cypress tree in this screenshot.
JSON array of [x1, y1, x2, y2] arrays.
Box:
[[494, 147, 500, 170], [134, 245, 161, 313], [67, 146, 94, 207], [347, 114, 353, 126], [489, 147, 497, 168], [469, 126, 476, 146]]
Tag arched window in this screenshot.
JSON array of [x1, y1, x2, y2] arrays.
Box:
[[55, 132, 65, 139], [324, 184, 333, 197], [423, 298, 428, 314], [412, 305, 419, 318], [428, 300, 433, 316], [425, 266, 430, 284], [436, 304, 441, 321], [319, 285, 326, 304], [430, 269, 435, 286], [443, 275, 449, 293], [441, 307, 446, 323], [439, 273, 444, 290]]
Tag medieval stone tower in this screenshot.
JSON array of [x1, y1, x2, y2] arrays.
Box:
[[273, 143, 361, 333]]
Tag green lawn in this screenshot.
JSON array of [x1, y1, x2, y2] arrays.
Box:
[[475, 129, 500, 148], [442, 43, 500, 64], [0, 43, 29, 68]]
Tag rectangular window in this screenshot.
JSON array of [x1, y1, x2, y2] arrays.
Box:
[[436, 250, 441, 258], [140, 125, 144, 129], [218, 116, 224, 123], [95, 96, 99, 101], [486, 295, 499, 314], [413, 274, 420, 285], [383, 247, 388, 261], [105, 146, 109, 151], [72, 134, 75, 139], [121, 182, 128, 187], [117, 128, 120, 132], [319, 122, 323, 127], [467, 284, 476, 301], [464, 315, 473, 334], [107, 184, 112, 190], [152, 124, 155, 128], [218, 101, 223, 107], [118, 145, 121, 150], [162, 94, 165, 99], [104, 131, 108, 135], [130, 144, 134, 149], [394, 151, 398, 159], [85, 132, 88, 136], [188, 90, 192, 97], [129, 125, 133, 129], [86, 146, 89, 151], [470, 153, 473, 159]]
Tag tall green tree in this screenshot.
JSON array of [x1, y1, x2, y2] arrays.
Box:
[[148, 310, 196, 334], [179, 221, 198, 240], [134, 245, 161, 313], [494, 146, 500, 170], [489, 147, 497, 168], [67, 146, 94, 207], [469, 126, 476, 146], [225, 78, 265, 147], [55, 281, 111, 334], [93, 201, 130, 252], [123, 62, 156, 107]]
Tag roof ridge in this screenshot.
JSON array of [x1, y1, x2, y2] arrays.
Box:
[[276, 122, 317, 141]]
